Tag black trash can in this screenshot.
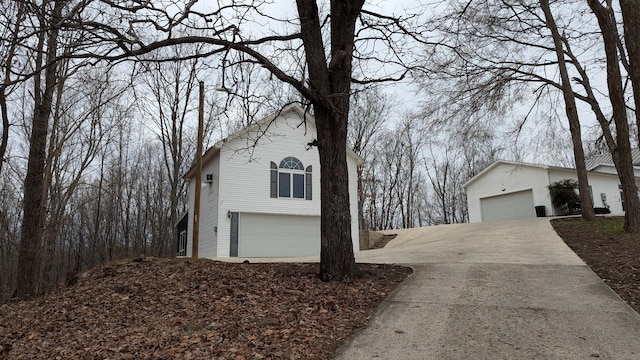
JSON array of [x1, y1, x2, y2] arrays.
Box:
[[535, 205, 546, 217]]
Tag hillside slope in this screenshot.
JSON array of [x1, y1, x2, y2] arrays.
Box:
[[0, 258, 411, 359]]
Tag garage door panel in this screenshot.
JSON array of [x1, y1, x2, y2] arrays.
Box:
[[238, 213, 320, 257], [481, 190, 535, 222]]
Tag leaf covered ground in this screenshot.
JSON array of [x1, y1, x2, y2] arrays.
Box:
[[552, 217, 640, 313], [0, 259, 411, 359]]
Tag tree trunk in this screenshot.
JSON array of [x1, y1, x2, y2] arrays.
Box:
[[296, 0, 364, 280], [0, 93, 9, 177], [620, 0, 640, 148], [540, 0, 595, 220], [315, 106, 356, 280], [15, 0, 63, 298], [588, 0, 640, 232]]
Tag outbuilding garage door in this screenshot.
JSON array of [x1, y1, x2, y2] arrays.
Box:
[[480, 189, 535, 222], [237, 213, 320, 257]]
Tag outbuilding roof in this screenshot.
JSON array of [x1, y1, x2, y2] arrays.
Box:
[[462, 159, 620, 189], [584, 149, 640, 170]]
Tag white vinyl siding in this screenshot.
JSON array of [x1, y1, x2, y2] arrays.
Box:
[[466, 160, 634, 223], [216, 112, 323, 257], [465, 162, 554, 223], [187, 106, 360, 258]]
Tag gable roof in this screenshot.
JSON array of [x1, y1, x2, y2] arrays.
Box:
[[585, 149, 640, 170], [462, 160, 568, 189], [461, 159, 624, 189], [184, 103, 364, 179], [462, 160, 617, 189]]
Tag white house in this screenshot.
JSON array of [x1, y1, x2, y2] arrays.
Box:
[[463, 159, 640, 223], [177, 104, 363, 258]]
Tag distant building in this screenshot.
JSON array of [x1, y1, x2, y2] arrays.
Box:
[[463, 160, 640, 222]]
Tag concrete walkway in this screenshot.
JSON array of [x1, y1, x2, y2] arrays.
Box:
[[335, 218, 640, 359]]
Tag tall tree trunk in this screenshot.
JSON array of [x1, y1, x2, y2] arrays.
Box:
[[316, 107, 356, 280], [296, 0, 364, 280], [588, 0, 640, 232], [541, 0, 595, 220], [620, 0, 640, 148], [15, 0, 63, 298], [0, 94, 9, 177]]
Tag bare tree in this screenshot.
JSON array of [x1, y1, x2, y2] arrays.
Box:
[[0, 0, 27, 178], [7, 0, 135, 296], [422, 0, 640, 226], [137, 46, 205, 257], [64, 0, 426, 280], [423, 119, 499, 225], [587, 0, 640, 231], [40, 66, 125, 287], [540, 0, 595, 220], [359, 115, 427, 230], [16, 0, 66, 298], [362, 129, 403, 230], [425, 147, 457, 225], [394, 116, 426, 229], [0, 172, 20, 303], [347, 88, 394, 230], [620, 0, 640, 148]]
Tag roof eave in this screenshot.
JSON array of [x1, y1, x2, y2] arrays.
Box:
[[182, 103, 365, 178], [183, 145, 222, 180]]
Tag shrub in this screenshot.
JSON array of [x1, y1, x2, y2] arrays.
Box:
[[548, 179, 580, 215], [594, 207, 611, 214]]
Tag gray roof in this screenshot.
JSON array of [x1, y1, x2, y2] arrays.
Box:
[[585, 149, 640, 170]]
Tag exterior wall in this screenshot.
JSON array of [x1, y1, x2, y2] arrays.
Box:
[[586, 166, 640, 214], [185, 154, 220, 258], [547, 168, 579, 215], [200, 155, 220, 258], [186, 179, 193, 257], [347, 151, 360, 250], [211, 109, 360, 257], [466, 161, 632, 223], [586, 173, 625, 214], [590, 164, 617, 175], [547, 169, 625, 215], [591, 164, 640, 177], [466, 163, 552, 223]]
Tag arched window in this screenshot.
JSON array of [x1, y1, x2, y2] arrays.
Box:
[[270, 157, 312, 200], [280, 156, 304, 170]]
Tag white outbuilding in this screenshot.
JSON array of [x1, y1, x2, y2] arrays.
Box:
[[463, 160, 640, 223]]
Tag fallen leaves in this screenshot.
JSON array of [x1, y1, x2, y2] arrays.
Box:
[[0, 258, 411, 359]]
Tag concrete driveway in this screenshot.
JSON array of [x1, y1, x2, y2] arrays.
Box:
[[336, 218, 640, 359]]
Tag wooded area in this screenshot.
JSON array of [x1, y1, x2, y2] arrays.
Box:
[[2, 0, 640, 301]]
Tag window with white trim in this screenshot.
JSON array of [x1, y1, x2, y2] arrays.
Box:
[[270, 157, 312, 200]]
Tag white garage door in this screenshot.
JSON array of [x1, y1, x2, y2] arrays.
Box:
[[238, 213, 320, 257], [480, 189, 535, 222]]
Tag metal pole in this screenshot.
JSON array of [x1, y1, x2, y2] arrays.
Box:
[[192, 81, 204, 259]]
